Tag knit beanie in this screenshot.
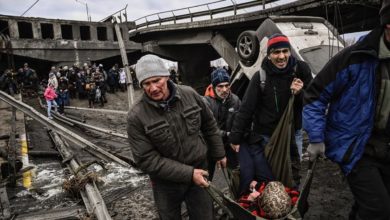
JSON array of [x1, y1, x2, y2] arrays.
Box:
[[136, 54, 170, 84], [267, 33, 291, 55], [380, 0, 390, 26], [211, 68, 230, 87]]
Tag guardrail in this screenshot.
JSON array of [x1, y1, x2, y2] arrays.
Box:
[[100, 4, 128, 23], [132, 0, 278, 30]]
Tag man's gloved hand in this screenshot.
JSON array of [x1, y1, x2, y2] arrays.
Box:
[[303, 142, 325, 161]]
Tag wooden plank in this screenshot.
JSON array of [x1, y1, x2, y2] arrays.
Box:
[[114, 22, 135, 109], [0, 187, 10, 219], [15, 206, 84, 220]]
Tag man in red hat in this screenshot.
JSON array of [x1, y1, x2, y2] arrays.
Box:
[[303, 0, 390, 219], [230, 33, 312, 194]]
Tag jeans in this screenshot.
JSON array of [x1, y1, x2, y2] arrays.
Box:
[[238, 136, 275, 194], [46, 100, 58, 118], [239, 134, 301, 193], [347, 155, 390, 220], [295, 129, 303, 160], [152, 180, 214, 220]]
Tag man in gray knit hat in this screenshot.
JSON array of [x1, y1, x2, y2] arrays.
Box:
[[303, 0, 390, 219], [127, 54, 226, 219]]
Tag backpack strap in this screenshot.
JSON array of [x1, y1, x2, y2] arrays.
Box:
[[258, 62, 299, 92], [259, 68, 266, 93]]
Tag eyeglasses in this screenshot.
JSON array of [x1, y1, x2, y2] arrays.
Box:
[[271, 48, 290, 55]]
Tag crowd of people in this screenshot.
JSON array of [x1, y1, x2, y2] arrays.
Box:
[[42, 63, 128, 109], [0, 63, 38, 95], [0, 60, 182, 121]]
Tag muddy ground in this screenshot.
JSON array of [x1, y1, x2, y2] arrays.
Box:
[[20, 87, 354, 219]]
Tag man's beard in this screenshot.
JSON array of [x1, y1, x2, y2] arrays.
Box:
[[216, 90, 229, 100]]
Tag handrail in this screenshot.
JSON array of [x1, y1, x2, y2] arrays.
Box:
[[132, 0, 278, 30], [99, 4, 128, 23], [133, 0, 225, 23]]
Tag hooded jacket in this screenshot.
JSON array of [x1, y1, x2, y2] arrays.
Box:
[[204, 86, 241, 143], [303, 26, 384, 174], [44, 86, 57, 101], [127, 81, 225, 183]]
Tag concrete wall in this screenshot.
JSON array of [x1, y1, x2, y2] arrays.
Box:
[[0, 15, 134, 41], [0, 14, 141, 65]]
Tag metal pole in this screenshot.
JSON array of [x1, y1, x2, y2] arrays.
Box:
[[8, 107, 17, 186], [86, 4, 90, 21], [114, 22, 134, 109], [75, 0, 90, 21]]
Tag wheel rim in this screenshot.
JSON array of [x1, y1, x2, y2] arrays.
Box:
[[238, 36, 253, 58]]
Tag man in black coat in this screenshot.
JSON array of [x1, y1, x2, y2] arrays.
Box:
[[204, 68, 241, 180], [127, 55, 226, 220], [230, 34, 313, 193]]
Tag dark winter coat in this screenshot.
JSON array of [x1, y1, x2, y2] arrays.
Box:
[[204, 92, 241, 143], [127, 81, 225, 183], [230, 58, 312, 145], [303, 26, 384, 174]]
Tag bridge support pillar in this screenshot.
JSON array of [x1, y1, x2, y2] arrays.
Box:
[[210, 33, 240, 72], [8, 20, 19, 39], [53, 23, 61, 39], [32, 21, 41, 39], [178, 58, 211, 93]]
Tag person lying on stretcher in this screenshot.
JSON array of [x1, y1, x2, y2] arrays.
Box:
[[238, 181, 299, 219]]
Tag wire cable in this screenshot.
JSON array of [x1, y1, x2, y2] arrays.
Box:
[[20, 0, 40, 17], [20, 0, 39, 17], [0, 0, 41, 34]]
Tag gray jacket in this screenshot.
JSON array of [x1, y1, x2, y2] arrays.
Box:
[[127, 83, 225, 183]]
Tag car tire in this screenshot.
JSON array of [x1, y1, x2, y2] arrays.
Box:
[[237, 30, 259, 65]]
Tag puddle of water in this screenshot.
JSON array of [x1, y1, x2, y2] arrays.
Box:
[[92, 162, 146, 187], [30, 162, 65, 200], [84, 162, 148, 196]]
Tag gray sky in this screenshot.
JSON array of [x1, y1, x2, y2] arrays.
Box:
[[0, 0, 367, 41], [0, 0, 231, 22]]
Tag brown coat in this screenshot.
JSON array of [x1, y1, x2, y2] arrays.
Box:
[[127, 84, 225, 183]]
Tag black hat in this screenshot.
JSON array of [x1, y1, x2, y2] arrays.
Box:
[[380, 0, 390, 25]]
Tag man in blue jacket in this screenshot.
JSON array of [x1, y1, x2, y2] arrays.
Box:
[[303, 1, 390, 219]]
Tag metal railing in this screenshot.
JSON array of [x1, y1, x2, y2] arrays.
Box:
[[132, 0, 278, 30], [100, 4, 128, 23]]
